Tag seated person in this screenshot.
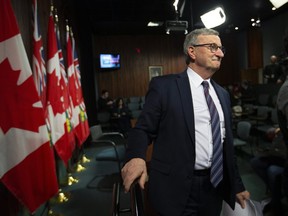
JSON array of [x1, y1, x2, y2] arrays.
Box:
[[250, 128, 287, 215], [111, 97, 131, 136], [98, 89, 114, 112]]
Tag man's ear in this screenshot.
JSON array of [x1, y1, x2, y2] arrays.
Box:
[[188, 46, 196, 60]]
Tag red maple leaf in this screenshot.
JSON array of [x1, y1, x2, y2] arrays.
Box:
[[47, 70, 65, 115], [0, 58, 45, 133]]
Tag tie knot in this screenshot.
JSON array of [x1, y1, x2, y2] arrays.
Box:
[[202, 81, 209, 90]]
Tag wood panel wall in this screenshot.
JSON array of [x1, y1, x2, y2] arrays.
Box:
[[92, 32, 244, 100], [93, 35, 187, 98], [247, 28, 264, 68]]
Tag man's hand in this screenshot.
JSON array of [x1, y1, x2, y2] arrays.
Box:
[[121, 158, 147, 193], [236, 190, 250, 209]]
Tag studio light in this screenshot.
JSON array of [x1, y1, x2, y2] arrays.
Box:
[[200, 7, 226, 29], [165, 20, 188, 34], [269, 0, 288, 8]]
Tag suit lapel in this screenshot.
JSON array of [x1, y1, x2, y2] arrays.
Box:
[[176, 71, 195, 143]]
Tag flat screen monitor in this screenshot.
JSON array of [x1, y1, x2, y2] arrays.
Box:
[[99, 54, 120, 69]]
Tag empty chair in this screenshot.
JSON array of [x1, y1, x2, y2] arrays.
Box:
[[233, 121, 253, 155], [88, 125, 127, 189], [248, 106, 271, 126], [127, 102, 140, 111], [257, 94, 270, 106], [97, 111, 112, 131], [129, 96, 140, 103], [256, 108, 279, 135], [90, 125, 126, 171]]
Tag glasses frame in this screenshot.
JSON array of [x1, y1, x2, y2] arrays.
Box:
[[192, 43, 225, 54]]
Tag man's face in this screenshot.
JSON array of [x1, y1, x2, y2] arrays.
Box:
[[190, 35, 224, 73]]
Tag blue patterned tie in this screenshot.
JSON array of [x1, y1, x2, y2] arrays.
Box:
[[202, 81, 223, 187]]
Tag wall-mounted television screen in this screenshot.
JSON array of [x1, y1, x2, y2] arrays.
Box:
[[99, 54, 120, 69]]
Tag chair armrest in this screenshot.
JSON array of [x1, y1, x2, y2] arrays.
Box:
[[102, 132, 125, 139], [91, 139, 116, 147], [91, 140, 122, 162]]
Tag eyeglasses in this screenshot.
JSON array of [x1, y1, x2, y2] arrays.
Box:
[[192, 43, 225, 54]]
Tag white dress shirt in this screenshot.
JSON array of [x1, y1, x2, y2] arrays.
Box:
[[187, 67, 225, 169]]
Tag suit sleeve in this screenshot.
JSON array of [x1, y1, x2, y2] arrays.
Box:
[[125, 77, 163, 162]]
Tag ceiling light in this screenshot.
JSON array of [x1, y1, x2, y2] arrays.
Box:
[[200, 7, 226, 29], [165, 20, 188, 34], [147, 22, 163, 27], [269, 0, 288, 8]]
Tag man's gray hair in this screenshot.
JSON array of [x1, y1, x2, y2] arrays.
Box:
[[183, 28, 220, 64]]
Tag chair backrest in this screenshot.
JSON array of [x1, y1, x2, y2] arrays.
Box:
[[129, 96, 140, 103], [256, 106, 270, 118], [90, 125, 103, 140], [237, 121, 251, 140], [258, 93, 270, 106], [128, 102, 140, 111]]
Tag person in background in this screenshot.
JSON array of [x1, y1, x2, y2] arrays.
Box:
[[97, 89, 114, 112], [276, 30, 288, 210], [250, 128, 286, 215], [263, 55, 284, 84], [111, 97, 131, 137], [121, 28, 250, 216]]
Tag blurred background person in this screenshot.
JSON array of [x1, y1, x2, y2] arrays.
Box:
[[111, 97, 131, 137], [263, 55, 284, 84], [98, 89, 114, 112]]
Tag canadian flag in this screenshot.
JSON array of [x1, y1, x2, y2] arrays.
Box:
[[32, 0, 47, 108], [67, 28, 89, 146], [0, 0, 58, 213], [46, 10, 75, 166], [72, 34, 90, 146]]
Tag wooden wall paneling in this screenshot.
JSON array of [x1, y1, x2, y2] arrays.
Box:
[[93, 34, 187, 100], [241, 68, 259, 84], [247, 28, 263, 68]]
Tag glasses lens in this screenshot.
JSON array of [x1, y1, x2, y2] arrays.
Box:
[[210, 44, 225, 54], [210, 44, 218, 52]]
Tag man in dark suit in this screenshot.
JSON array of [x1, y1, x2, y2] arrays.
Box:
[[121, 28, 250, 216]]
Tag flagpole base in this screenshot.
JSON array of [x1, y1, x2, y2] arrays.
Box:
[[67, 174, 79, 186], [48, 209, 64, 216], [76, 163, 86, 172], [81, 154, 90, 163]]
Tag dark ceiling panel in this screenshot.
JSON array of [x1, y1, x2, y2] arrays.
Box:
[[73, 0, 288, 35]]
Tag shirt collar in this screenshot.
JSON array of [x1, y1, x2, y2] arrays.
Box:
[[187, 67, 211, 88]]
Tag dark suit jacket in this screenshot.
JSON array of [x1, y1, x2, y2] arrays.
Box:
[[125, 70, 245, 216]]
